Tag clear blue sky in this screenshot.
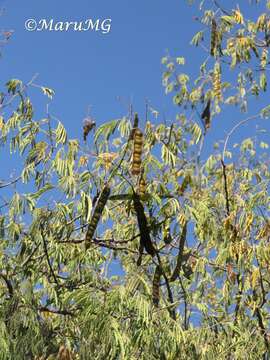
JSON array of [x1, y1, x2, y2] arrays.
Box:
[[0, 0, 269, 176], [0, 0, 199, 138]]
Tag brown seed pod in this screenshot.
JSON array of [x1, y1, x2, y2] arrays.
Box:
[[133, 192, 155, 256], [83, 117, 96, 141], [152, 265, 162, 307], [130, 112, 139, 140], [210, 18, 218, 56], [212, 62, 222, 102], [85, 185, 111, 249], [131, 129, 143, 175], [138, 175, 146, 197], [201, 99, 211, 131]]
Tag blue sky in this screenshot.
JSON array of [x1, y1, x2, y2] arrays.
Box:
[[0, 0, 198, 138], [0, 0, 269, 157]]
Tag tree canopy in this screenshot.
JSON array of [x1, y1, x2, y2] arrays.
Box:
[[1, 1, 270, 359]]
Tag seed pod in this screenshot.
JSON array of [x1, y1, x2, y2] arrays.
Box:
[[130, 112, 139, 140], [212, 62, 222, 102], [85, 185, 111, 249], [131, 129, 143, 176], [83, 117, 96, 141], [201, 99, 211, 131], [210, 19, 218, 56], [138, 175, 146, 197], [171, 222, 187, 281], [133, 192, 156, 256], [152, 265, 162, 307]]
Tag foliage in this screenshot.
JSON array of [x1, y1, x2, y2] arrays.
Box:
[[1, 1, 270, 359]]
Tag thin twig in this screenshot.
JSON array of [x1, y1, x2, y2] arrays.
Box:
[[222, 114, 259, 162], [221, 159, 230, 216], [0, 175, 21, 189]]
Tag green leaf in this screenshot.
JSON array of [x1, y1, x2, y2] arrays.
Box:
[[55, 121, 67, 145]]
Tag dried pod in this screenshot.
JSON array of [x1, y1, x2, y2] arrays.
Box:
[[131, 129, 143, 175], [133, 192, 155, 256], [152, 265, 162, 307], [201, 99, 211, 131], [130, 112, 139, 140], [83, 117, 96, 141], [138, 175, 146, 197], [212, 62, 222, 102], [210, 19, 218, 56], [85, 185, 111, 249]]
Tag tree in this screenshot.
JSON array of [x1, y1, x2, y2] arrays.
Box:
[[1, 1, 270, 359]]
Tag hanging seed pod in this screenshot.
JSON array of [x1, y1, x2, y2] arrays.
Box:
[[152, 265, 162, 307], [83, 117, 96, 141], [130, 112, 139, 140], [210, 19, 218, 56], [212, 62, 222, 102], [171, 222, 187, 281], [131, 129, 143, 175], [201, 99, 211, 131], [133, 192, 156, 256], [85, 185, 111, 249], [138, 171, 147, 197]]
